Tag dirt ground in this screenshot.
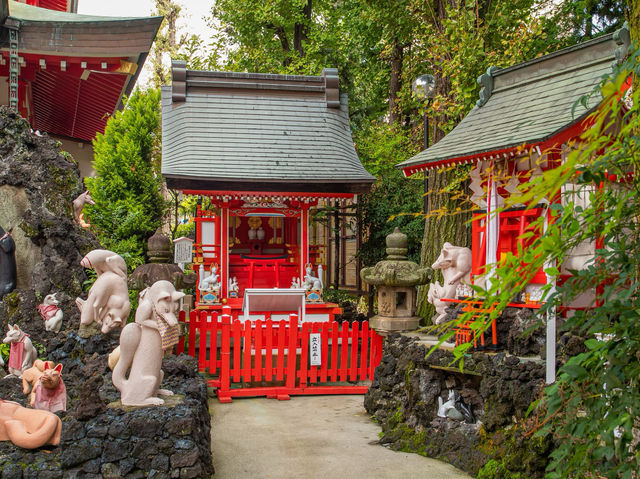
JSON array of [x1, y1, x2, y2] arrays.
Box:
[[209, 394, 472, 478]]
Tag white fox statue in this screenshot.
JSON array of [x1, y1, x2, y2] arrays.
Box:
[[2, 324, 37, 378], [112, 280, 184, 406], [76, 249, 130, 334]]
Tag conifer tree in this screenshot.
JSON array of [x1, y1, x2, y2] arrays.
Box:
[[85, 88, 167, 269]]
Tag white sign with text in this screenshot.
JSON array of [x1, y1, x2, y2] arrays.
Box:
[[309, 333, 321, 366]]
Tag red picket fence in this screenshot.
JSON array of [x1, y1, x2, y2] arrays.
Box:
[[175, 309, 384, 403]]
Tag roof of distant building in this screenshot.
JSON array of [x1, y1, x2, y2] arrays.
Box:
[[0, 0, 161, 141]]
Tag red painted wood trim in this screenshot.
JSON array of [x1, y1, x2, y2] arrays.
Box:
[[181, 189, 354, 199], [188, 310, 197, 358], [309, 322, 319, 384], [320, 322, 329, 383], [359, 322, 369, 380], [349, 321, 359, 381], [198, 311, 208, 370], [276, 319, 286, 381], [299, 322, 310, 388], [215, 385, 369, 401], [242, 321, 252, 382], [232, 320, 242, 383], [401, 117, 594, 176], [330, 322, 339, 382], [254, 319, 262, 381], [265, 319, 274, 381], [220, 313, 231, 393], [286, 315, 298, 389]]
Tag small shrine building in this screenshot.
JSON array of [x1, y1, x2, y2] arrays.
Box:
[[398, 28, 630, 381], [399, 30, 629, 308], [0, 0, 162, 175], [161, 61, 375, 320]]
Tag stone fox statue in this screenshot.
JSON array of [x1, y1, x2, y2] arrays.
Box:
[[0, 225, 16, 298], [112, 280, 184, 407], [76, 250, 130, 334], [427, 243, 472, 324]]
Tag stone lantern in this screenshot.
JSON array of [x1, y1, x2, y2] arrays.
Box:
[[129, 231, 197, 292], [360, 228, 431, 333]]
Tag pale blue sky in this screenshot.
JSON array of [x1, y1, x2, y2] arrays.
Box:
[[77, 0, 215, 85]]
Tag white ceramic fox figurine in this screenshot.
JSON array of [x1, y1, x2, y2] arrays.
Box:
[[2, 324, 37, 378], [38, 293, 64, 333]]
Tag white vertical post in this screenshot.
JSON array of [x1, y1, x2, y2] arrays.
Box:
[[544, 206, 557, 384]]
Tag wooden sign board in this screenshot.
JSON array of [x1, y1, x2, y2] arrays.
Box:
[[173, 237, 194, 264]]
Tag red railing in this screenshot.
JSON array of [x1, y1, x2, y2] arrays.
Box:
[[175, 310, 384, 403]]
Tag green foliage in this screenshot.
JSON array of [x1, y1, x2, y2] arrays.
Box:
[[539, 0, 627, 44], [447, 50, 640, 477], [85, 89, 168, 270], [0, 342, 8, 364], [322, 287, 358, 306], [354, 121, 423, 266]]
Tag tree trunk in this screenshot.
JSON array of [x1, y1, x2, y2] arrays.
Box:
[[294, 0, 312, 57], [388, 40, 404, 124], [268, 24, 292, 67]]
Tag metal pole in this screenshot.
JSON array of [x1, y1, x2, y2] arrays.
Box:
[[423, 110, 429, 214]]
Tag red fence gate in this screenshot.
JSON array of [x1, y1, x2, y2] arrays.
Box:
[[175, 310, 384, 403]]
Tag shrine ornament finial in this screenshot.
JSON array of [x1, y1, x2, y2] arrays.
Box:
[[476, 66, 499, 108], [613, 21, 630, 67]]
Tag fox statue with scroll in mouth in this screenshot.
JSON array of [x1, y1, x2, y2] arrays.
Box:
[[112, 280, 184, 407]]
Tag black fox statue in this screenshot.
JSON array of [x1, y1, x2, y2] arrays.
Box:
[[0, 225, 16, 298]]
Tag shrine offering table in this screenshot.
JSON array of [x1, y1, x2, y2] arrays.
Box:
[[196, 297, 342, 323]]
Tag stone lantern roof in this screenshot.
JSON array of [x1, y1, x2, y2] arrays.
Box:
[[360, 228, 431, 287]]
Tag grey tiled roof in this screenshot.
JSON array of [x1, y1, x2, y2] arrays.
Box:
[[399, 34, 617, 171], [162, 66, 375, 193]]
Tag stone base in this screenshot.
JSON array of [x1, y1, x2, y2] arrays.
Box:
[[0, 355, 214, 479], [365, 334, 550, 478], [370, 315, 420, 334]]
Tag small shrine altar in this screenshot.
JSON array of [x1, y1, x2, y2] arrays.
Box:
[[189, 192, 349, 321], [161, 61, 375, 321]]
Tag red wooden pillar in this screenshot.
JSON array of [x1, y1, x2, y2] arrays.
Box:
[[220, 203, 229, 298], [301, 205, 310, 281]]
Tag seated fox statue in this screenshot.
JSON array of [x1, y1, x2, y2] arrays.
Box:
[[22, 360, 66, 413], [3, 324, 37, 378], [38, 293, 64, 333], [112, 280, 184, 407], [76, 249, 130, 334]]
